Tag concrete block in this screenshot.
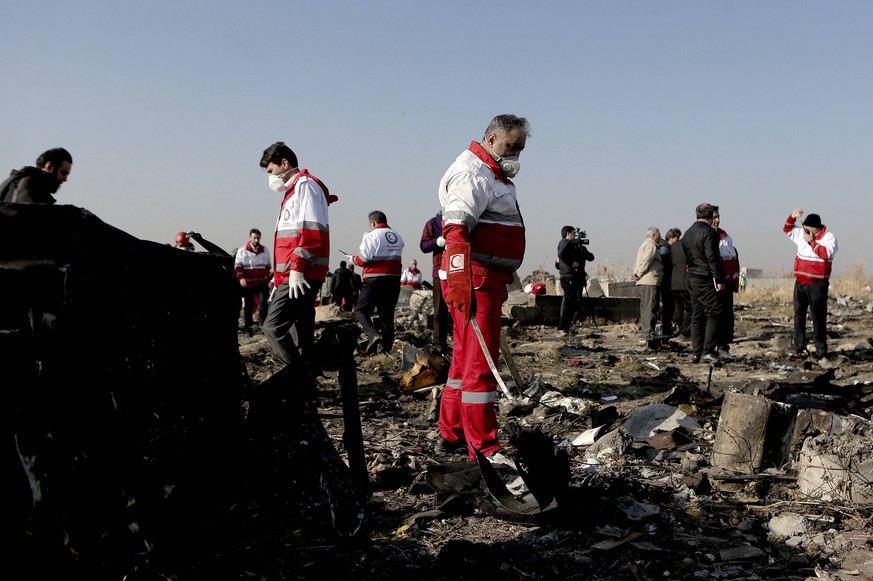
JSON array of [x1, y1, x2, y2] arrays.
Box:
[[505, 296, 639, 326], [603, 281, 641, 298], [798, 432, 873, 505]]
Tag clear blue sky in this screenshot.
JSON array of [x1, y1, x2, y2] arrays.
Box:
[[3, 1, 870, 280]]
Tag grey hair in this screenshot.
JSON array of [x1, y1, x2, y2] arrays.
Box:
[[483, 114, 531, 140], [647, 226, 660, 237]]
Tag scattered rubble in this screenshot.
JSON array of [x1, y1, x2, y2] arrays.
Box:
[[4, 204, 872, 580]]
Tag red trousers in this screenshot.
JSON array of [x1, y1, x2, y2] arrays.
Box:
[[439, 275, 507, 460]]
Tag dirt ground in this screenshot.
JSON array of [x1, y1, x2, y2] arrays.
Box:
[[236, 284, 873, 581]]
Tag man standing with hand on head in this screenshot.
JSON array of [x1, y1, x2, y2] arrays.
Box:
[[434, 114, 529, 464], [783, 209, 838, 358], [259, 141, 337, 370]]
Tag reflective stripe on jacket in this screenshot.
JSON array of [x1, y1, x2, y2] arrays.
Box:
[[273, 169, 331, 284], [438, 144, 525, 283]]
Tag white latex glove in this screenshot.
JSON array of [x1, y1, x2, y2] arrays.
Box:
[[346, 254, 356, 265], [287, 270, 310, 300], [268, 285, 277, 303], [436, 236, 446, 248]]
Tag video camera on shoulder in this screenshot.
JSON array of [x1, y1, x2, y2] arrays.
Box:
[[572, 227, 589, 246]]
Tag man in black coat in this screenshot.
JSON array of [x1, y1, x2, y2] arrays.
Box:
[[330, 261, 355, 311], [668, 229, 692, 338], [0, 148, 73, 204], [681, 203, 725, 364]]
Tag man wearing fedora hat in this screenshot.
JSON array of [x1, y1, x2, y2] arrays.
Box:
[[783, 209, 838, 358]]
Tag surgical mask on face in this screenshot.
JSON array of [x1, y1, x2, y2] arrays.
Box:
[[497, 156, 521, 178], [267, 169, 294, 193]]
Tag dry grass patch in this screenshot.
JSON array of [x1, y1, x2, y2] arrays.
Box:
[[739, 267, 871, 308], [534, 345, 562, 365], [359, 352, 399, 372], [613, 354, 648, 374]]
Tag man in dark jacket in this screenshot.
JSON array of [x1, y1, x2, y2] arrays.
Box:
[[420, 210, 450, 350], [0, 148, 73, 204], [659, 228, 680, 337], [681, 203, 725, 364], [556, 226, 595, 337], [668, 229, 691, 338], [330, 261, 355, 311]]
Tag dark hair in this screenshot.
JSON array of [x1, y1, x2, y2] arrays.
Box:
[[665, 228, 682, 240], [368, 210, 387, 224], [249, 228, 261, 236], [483, 114, 531, 141], [260, 142, 298, 169], [340, 260, 347, 268], [561, 225, 575, 237], [695, 203, 715, 219], [36, 148, 72, 168]]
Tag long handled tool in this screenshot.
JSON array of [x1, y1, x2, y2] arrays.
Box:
[[470, 319, 516, 400]]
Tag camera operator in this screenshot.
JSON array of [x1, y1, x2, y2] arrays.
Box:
[[556, 225, 595, 337]]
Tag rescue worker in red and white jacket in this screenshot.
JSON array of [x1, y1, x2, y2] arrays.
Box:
[[712, 206, 739, 358], [400, 259, 424, 289], [434, 114, 529, 463], [234, 228, 272, 335], [348, 210, 404, 354], [259, 141, 337, 368], [783, 209, 838, 357]]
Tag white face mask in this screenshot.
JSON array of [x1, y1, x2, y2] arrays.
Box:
[[267, 168, 295, 193], [497, 156, 521, 178], [268, 174, 287, 193]]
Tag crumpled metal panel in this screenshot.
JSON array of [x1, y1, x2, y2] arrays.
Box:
[[1, 203, 365, 578]]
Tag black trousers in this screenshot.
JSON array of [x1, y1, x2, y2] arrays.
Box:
[[687, 275, 723, 356], [241, 283, 269, 328], [716, 289, 735, 348], [263, 280, 322, 366], [356, 276, 401, 350], [660, 287, 675, 335], [559, 278, 585, 332], [332, 288, 355, 311], [794, 279, 829, 354], [431, 276, 450, 348], [672, 290, 692, 336]]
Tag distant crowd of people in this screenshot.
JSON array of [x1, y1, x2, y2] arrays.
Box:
[[5, 121, 839, 466], [624, 203, 837, 364]]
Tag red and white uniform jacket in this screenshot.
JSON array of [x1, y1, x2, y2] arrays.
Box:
[[783, 215, 838, 284], [438, 141, 525, 283], [273, 169, 336, 285], [234, 243, 272, 286], [717, 228, 740, 292], [351, 223, 404, 279], [400, 267, 423, 288]]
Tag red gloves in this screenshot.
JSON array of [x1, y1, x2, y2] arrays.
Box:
[[444, 243, 473, 323]]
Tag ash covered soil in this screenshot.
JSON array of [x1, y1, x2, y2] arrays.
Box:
[[235, 289, 873, 581]]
